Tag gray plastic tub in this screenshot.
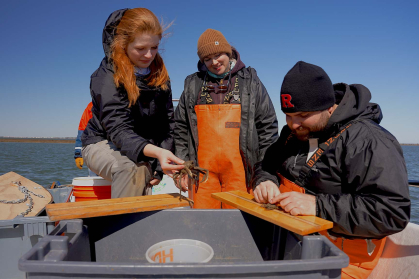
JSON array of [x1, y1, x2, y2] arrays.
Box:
[[19, 209, 348, 278], [0, 187, 72, 279]]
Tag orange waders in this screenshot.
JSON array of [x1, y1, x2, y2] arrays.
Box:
[[191, 104, 247, 209], [278, 173, 386, 279]]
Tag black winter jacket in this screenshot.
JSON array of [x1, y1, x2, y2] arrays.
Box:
[[252, 83, 410, 239], [174, 58, 279, 187], [81, 9, 174, 180]]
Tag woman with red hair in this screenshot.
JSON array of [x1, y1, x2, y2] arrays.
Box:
[[82, 8, 184, 198]]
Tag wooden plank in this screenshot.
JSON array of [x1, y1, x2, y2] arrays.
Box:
[[46, 194, 188, 213], [46, 193, 192, 221], [0, 172, 53, 220], [47, 193, 181, 209], [211, 190, 333, 235]]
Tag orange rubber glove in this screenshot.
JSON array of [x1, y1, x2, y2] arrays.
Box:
[[75, 158, 84, 169]]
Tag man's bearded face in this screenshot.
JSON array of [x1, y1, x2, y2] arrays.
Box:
[[286, 110, 331, 141]]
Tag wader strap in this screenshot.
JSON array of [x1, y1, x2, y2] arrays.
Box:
[[223, 77, 240, 104], [293, 120, 359, 188], [200, 72, 213, 104]]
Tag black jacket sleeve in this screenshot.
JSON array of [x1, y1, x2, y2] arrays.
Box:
[[91, 71, 151, 164], [174, 78, 191, 161], [252, 72, 279, 162], [317, 128, 411, 238]]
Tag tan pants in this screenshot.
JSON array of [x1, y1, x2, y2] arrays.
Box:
[[82, 140, 152, 198]]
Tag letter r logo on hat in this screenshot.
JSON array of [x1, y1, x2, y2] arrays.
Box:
[[281, 94, 294, 108]]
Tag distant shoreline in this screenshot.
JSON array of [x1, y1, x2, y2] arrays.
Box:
[[0, 138, 75, 144], [0, 138, 418, 145]]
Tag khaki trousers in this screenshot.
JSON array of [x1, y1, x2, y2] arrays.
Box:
[[82, 140, 152, 198]]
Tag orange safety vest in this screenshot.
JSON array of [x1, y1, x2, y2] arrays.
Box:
[[190, 104, 247, 209], [277, 121, 386, 279], [78, 102, 93, 131]]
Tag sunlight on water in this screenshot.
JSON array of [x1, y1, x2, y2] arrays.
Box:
[[0, 143, 418, 224]]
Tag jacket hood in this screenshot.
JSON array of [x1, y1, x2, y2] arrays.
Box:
[[197, 48, 246, 74], [325, 83, 383, 131], [102, 9, 128, 58]]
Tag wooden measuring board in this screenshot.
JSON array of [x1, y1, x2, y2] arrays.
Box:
[[212, 190, 333, 235], [46, 193, 193, 221], [0, 172, 53, 220]]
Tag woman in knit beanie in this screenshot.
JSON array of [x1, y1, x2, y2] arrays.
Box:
[[174, 29, 279, 209]]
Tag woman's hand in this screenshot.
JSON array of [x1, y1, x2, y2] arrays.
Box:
[[149, 178, 161, 186], [143, 144, 185, 177], [156, 149, 185, 177], [149, 172, 161, 186]]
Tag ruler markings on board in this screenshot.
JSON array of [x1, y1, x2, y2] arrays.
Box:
[[225, 191, 322, 228]]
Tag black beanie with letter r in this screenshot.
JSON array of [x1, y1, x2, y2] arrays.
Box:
[[280, 61, 335, 113]]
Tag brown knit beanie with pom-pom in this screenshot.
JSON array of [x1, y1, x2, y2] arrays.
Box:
[[197, 29, 232, 61]]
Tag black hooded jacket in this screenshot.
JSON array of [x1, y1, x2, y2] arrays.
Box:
[[81, 9, 174, 180], [252, 83, 411, 239], [174, 49, 279, 187]]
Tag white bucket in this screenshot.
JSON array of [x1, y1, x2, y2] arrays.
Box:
[[72, 177, 111, 186], [145, 239, 214, 263]]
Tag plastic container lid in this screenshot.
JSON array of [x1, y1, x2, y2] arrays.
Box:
[[72, 177, 111, 187], [146, 239, 214, 263]]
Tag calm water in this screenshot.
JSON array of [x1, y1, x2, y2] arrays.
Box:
[[0, 142, 418, 224]]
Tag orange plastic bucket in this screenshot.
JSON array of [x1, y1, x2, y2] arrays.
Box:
[[72, 177, 111, 202]]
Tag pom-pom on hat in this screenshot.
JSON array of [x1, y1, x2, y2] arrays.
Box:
[[197, 29, 232, 62], [280, 61, 335, 113]]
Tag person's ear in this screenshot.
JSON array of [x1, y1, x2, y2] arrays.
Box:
[[328, 105, 337, 115]]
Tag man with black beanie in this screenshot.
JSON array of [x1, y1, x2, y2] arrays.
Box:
[[251, 61, 410, 279]]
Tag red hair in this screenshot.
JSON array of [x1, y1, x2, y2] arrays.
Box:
[[111, 8, 170, 107]]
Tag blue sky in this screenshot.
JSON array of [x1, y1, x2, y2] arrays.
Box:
[[1, 0, 418, 143]]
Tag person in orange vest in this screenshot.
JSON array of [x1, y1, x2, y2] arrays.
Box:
[[74, 102, 96, 176], [174, 29, 278, 209], [252, 61, 410, 279]]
